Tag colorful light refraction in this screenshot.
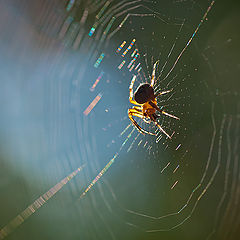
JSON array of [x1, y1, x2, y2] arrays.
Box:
[[90, 72, 104, 92], [122, 39, 136, 57], [116, 41, 126, 53], [83, 93, 103, 116], [0, 165, 85, 240], [94, 53, 105, 68]]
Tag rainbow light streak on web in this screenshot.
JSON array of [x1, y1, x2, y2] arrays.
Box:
[[135, 62, 141, 71], [131, 48, 138, 58], [122, 39, 136, 57], [0, 165, 85, 240], [90, 71, 104, 92], [83, 93, 103, 116], [127, 60, 134, 69], [138, 139, 142, 146], [88, 1, 111, 37], [127, 133, 140, 152], [120, 123, 132, 136], [88, 26, 96, 37], [118, 60, 126, 70], [116, 41, 126, 53], [129, 64, 135, 72], [127, 52, 139, 69], [80, 128, 135, 198], [94, 53, 105, 68]]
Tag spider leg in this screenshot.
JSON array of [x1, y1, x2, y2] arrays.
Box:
[[133, 106, 151, 123], [142, 118, 151, 124], [161, 110, 180, 120], [132, 106, 150, 123], [154, 89, 173, 98], [128, 109, 156, 136], [129, 75, 141, 105], [149, 101, 180, 120], [154, 121, 172, 139], [132, 106, 142, 111], [148, 114, 171, 139], [150, 60, 159, 87]]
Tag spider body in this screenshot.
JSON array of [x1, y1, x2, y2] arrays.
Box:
[[128, 61, 179, 138], [134, 83, 155, 104]]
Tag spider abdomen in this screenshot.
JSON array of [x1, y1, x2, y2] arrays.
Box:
[[134, 83, 155, 104]]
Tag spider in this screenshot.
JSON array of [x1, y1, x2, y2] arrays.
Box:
[[128, 61, 179, 139]]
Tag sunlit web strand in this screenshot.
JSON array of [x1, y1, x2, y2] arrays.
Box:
[[90, 0, 144, 38], [107, 12, 168, 41], [226, 116, 240, 238], [79, 127, 135, 198], [219, 115, 240, 239], [124, 102, 218, 231], [96, 1, 184, 50], [161, 0, 215, 82], [151, 109, 225, 232], [206, 115, 233, 239], [0, 165, 85, 240], [120, 123, 132, 136], [79, 0, 216, 219], [146, 111, 225, 232], [155, 20, 185, 87], [127, 132, 141, 152], [105, 0, 187, 42]]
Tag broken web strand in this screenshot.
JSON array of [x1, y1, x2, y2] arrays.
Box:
[[0, 164, 86, 240]]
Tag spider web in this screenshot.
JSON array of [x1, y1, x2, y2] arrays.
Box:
[[0, 1, 239, 240]]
